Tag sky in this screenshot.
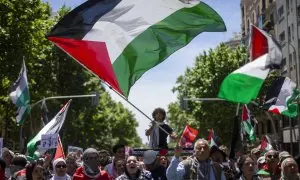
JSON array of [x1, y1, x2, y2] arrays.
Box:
[[44, 0, 241, 144]]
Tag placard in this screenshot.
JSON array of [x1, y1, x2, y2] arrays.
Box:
[[40, 133, 58, 149]]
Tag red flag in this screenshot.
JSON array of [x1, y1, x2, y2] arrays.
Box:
[[180, 125, 199, 147], [54, 136, 65, 160]]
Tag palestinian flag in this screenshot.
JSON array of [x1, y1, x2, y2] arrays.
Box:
[[9, 61, 30, 124], [27, 100, 71, 157], [208, 128, 217, 147], [218, 25, 282, 103], [47, 0, 226, 97], [259, 135, 273, 151], [241, 105, 256, 142], [263, 77, 299, 117]]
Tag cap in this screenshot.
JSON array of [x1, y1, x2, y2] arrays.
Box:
[[143, 150, 158, 164], [279, 151, 292, 164]]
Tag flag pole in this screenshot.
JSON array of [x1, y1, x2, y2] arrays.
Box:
[[102, 81, 171, 136], [229, 103, 240, 159], [52, 45, 171, 137]]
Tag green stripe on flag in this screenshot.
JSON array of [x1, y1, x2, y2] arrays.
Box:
[[282, 89, 299, 117], [113, 3, 226, 96], [242, 121, 256, 142], [15, 87, 30, 107], [17, 106, 30, 125], [218, 73, 264, 104]]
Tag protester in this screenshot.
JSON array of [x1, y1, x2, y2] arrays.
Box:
[[10, 154, 27, 180], [237, 154, 258, 180], [25, 161, 45, 180], [145, 108, 177, 149], [98, 150, 111, 170], [143, 150, 167, 180], [65, 152, 79, 177], [116, 156, 152, 180], [50, 158, 71, 180], [73, 148, 110, 180], [278, 151, 292, 167], [265, 149, 280, 180], [114, 158, 125, 179], [105, 144, 126, 178], [280, 157, 300, 180], [159, 156, 169, 168], [0, 158, 6, 180], [1, 147, 14, 179], [166, 139, 226, 180]]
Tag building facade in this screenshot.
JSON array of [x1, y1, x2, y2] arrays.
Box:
[[240, 0, 300, 155]]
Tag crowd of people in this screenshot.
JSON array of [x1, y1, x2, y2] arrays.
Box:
[[0, 139, 300, 180], [1, 108, 300, 179]]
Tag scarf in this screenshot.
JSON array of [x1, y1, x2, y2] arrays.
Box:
[[280, 158, 299, 180], [191, 158, 210, 180], [149, 121, 164, 149], [51, 174, 71, 180]]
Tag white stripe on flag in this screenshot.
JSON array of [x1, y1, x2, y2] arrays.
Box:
[[83, 0, 200, 63]]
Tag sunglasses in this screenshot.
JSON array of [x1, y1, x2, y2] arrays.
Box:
[[267, 154, 278, 158], [55, 165, 67, 169]]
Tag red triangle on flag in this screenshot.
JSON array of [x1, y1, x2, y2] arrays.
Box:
[[250, 25, 268, 61], [242, 105, 249, 121], [54, 136, 65, 160]]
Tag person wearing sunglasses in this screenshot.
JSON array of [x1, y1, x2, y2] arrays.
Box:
[[51, 158, 71, 180], [265, 150, 280, 180]]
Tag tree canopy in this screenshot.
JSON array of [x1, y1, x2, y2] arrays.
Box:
[[168, 44, 248, 145], [0, 0, 142, 152]]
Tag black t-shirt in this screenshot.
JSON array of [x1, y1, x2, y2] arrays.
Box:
[[150, 165, 167, 180], [158, 124, 173, 149]]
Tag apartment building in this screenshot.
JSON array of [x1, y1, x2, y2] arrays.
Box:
[[240, 0, 300, 155]]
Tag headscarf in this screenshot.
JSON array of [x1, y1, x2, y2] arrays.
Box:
[[52, 158, 70, 180], [281, 157, 299, 180], [82, 148, 100, 177]]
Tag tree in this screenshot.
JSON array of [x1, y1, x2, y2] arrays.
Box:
[[168, 44, 248, 145], [0, 0, 142, 151]]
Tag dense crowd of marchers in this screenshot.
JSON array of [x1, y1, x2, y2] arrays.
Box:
[[0, 107, 300, 180], [1, 140, 300, 180]]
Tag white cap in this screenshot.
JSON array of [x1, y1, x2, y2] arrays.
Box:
[[143, 150, 158, 164]]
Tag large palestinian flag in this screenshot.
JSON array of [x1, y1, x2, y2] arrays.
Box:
[[47, 0, 226, 97], [218, 25, 282, 103]]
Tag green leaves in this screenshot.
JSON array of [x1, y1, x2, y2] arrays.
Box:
[[168, 44, 247, 145], [1, 0, 141, 151]]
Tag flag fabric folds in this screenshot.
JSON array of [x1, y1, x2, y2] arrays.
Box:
[[9, 61, 30, 124], [47, 0, 226, 97], [179, 125, 199, 148], [207, 128, 218, 147], [27, 100, 72, 157], [241, 105, 256, 142], [260, 135, 273, 151], [263, 76, 299, 117], [41, 98, 49, 126], [218, 25, 282, 103], [54, 136, 65, 160]]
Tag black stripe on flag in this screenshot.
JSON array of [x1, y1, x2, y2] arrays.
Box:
[[47, 0, 121, 39], [262, 76, 286, 110]]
